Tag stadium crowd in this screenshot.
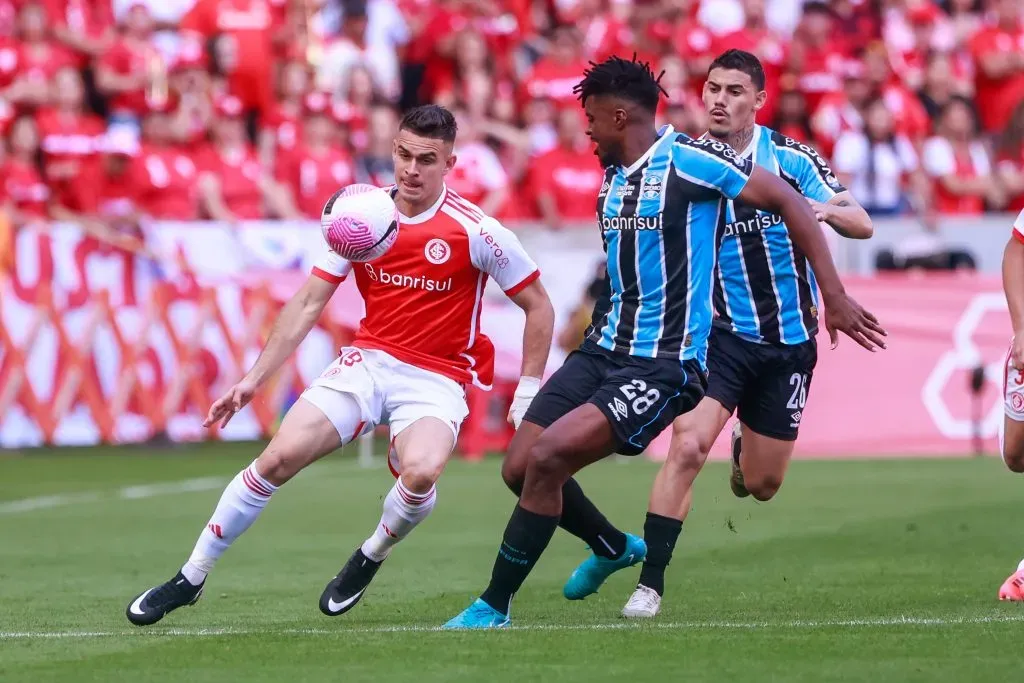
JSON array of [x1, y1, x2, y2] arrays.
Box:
[[2, 0, 1024, 236]]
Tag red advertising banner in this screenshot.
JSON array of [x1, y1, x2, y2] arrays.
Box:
[[0, 223, 1012, 459]]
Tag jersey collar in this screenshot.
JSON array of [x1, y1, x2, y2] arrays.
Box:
[[399, 183, 448, 224], [699, 125, 761, 160], [621, 124, 675, 176]]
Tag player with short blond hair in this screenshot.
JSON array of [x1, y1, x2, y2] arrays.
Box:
[[124, 104, 555, 626]]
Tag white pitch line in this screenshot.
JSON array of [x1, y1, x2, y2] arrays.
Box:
[[3, 614, 1023, 639], [0, 477, 227, 516]]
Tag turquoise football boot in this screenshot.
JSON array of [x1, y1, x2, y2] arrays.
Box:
[[563, 533, 647, 600], [443, 598, 511, 630]]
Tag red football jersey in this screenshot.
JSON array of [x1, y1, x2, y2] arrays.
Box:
[[14, 41, 74, 88], [99, 38, 162, 116], [36, 107, 105, 211], [261, 101, 302, 153], [3, 157, 50, 219], [311, 186, 540, 387], [199, 145, 265, 219], [528, 146, 604, 221], [134, 146, 199, 219], [969, 24, 1024, 132], [275, 145, 355, 219], [521, 57, 590, 105]]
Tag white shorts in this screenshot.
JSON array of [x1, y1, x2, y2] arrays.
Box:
[[300, 347, 469, 453], [1004, 338, 1024, 422]]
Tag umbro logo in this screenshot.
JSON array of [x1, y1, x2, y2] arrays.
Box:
[[790, 410, 802, 428]]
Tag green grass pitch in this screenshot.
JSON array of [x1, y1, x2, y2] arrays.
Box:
[[2, 443, 1023, 682]]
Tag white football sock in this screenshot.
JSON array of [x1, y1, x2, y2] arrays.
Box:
[[180, 461, 278, 585], [360, 478, 437, 562]]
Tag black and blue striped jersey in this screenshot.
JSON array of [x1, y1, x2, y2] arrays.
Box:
[[584, 125, 754, 368], [713, 125, 845, 345]]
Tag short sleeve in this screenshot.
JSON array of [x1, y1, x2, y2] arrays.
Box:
[[1014, 210, 1024, 244], [774, 135, 845, 202], [469, 217, 540, 295], [670, 138, 753, 200], [922, 137, 955, 177], [311, 247, 352, 284]]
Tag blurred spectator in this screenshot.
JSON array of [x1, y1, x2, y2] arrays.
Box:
[[943, 0, 983, 49], [2, 116, 49, 226], [675, 8, 716, 98], [197, 95, 300, 222], [276, 91, 355, 219], [37, 67, 105, 221], [45, 0, 115, 68], [318, 0, 400, 103], [319, 0, 409, 60], [657, 54, 705, 133], [789, 2, 847, 114], [772, 86, 812, 141], [713, 0, 788, 122], [922, 96, 1003, 214], [355, 102, 397, 186], [91, 126, 140, 225], [864, 41, 931, 143], [167, 36, 214, 146], [918, 52, 969, 121], [968, 0, 1024, 133], [96, 4, 166, 128], [7, 2, 74, 110], [529, 107, 602, 227], [557, 260, 606, 352], [259, 59, 309, 166], [112, 0, 196, 60], [521, 24, 588, 106], [996, 99, 1024, 211], [134, 102, 199, 220], [833, 97, 925, 215], [811, 59, 872, 157], [181, 0, 281, 116], [697, 0, 743, 36], [445, 110, 508, 216]]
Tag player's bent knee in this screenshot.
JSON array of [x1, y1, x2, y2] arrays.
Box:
[[1004, 449, 1024, 473], [398, 459, 444, 494], [500, 457, 526, 495], [254, 444, 304, 486], [746, 476, 783, 502], [526, 437, 570, 482]]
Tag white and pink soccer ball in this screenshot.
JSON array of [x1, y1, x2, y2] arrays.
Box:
[[320, 183, 400, 262]]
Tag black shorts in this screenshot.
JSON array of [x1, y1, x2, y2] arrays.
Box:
[[705, 326, 818, 441], [523, 342, 706, 456]]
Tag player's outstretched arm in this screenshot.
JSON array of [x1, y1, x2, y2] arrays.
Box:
[[506, 279, 555, 428], [809, 191, 873, 240], [1004, 232, 1024, 370], [203, 274, 339, 428], [737, 167, 887, 351]]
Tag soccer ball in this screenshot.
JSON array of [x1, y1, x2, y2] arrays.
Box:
[[321, 184, 400, 262]]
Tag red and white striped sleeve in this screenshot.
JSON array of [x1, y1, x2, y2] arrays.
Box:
[[468, 217, 540, 296], [1014, 210, 1024, 245], [311, 247, 352, 284]]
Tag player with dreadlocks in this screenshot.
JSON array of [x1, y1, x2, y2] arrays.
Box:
[[445, 54, 884, 629]]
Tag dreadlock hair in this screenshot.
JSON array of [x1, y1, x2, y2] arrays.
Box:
[[572, 54, 668, 114]]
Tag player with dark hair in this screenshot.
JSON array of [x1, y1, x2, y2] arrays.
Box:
[[998, 209, 1024, 600], [619, 49, 877, 618], [445, 55, 885, 629], [123, 104, 555, 625]]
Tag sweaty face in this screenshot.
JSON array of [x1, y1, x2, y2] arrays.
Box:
[[584, 95, 626, 167], [702, 68, 764, 139], [392, 129, 454, 206]]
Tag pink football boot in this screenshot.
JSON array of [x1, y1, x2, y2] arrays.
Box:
[[998, 569, 1024, 601]]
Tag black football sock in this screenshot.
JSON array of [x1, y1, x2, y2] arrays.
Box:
[[637, 512, 683, 596], [505, 476, 627, 560], [479, 504, 559, 616], [559, 478, 627, 559]]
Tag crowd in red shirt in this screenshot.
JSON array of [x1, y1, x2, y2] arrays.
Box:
[[3, 0, 1024, 232]]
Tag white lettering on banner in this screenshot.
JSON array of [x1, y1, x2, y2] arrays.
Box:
[[553, 168, 603, 191], [922, 292, 1009, 439]]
